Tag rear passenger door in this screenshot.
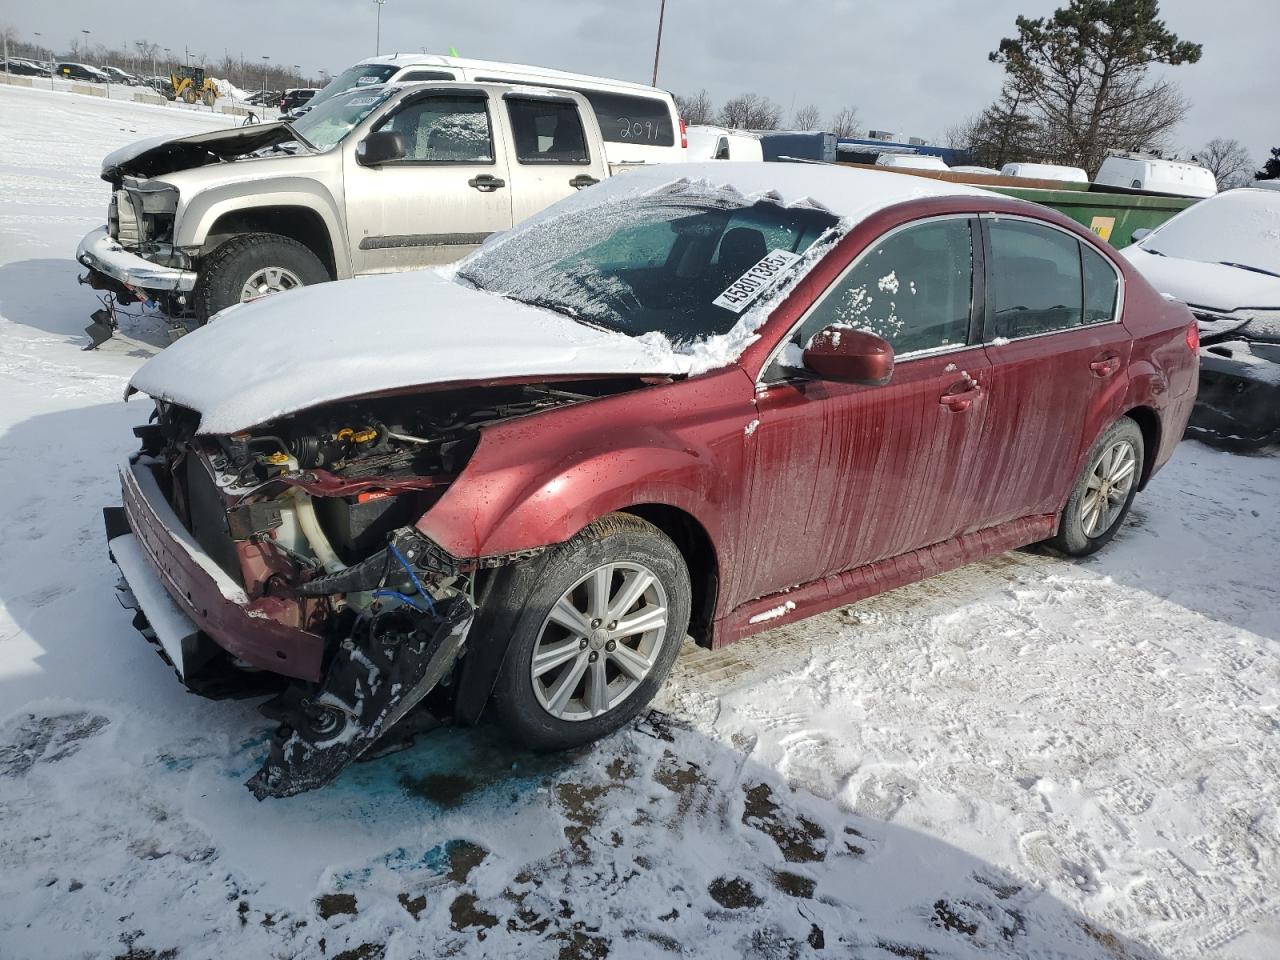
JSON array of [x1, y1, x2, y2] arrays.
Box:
[[973, 216, 1131, 526], [500, 94, 610, 226]]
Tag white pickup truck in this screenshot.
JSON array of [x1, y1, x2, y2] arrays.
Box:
[[76, 82, 620, 342]]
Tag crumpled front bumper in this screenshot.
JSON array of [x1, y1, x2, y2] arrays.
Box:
[[77, 225, 197, 293], [1188, 339, 1280, 449]]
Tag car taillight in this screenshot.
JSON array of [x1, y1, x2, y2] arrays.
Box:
[[679, 117, 687, 150], [1186, 322, 1199, 351]]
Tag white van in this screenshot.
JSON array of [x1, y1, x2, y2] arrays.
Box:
[[1095, 153, 1217, 198], [305, 53, 685, 166], [876, 154, 949, 171], [1000, 162, 1089, 183], [686, 125, 764, 162]]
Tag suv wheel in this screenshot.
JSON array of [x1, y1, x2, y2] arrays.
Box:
[[1048, 416, 1144, 557], [194, 232, 330, 322], [490, 514, 691, 751]]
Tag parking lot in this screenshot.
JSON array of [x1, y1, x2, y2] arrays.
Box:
[[0, 84, 1277, 960]]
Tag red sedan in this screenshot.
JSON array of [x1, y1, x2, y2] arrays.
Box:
[[105, 164, 1199, 797]]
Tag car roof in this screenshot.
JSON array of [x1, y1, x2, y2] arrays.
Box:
[[355, 52, 669, 97]]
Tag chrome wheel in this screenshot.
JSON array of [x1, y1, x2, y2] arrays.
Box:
[[1082, 439, 1137, 537], [531, 562, 669, 722], [239, 266, 304, 302]]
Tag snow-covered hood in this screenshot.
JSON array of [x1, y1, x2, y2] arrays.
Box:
[[127, 270, 694, 435], [101, 123, 301, 181], [1121, 246, 1280, 312]]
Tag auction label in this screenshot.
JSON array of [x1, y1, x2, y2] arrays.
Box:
[[713, 249, 802, 313]]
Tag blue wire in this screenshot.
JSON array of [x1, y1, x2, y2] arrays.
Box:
[[372, 589, 430, 613], [387, 543, 437, 614]]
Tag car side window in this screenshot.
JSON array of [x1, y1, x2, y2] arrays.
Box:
[[795, 218, 974, 357], [397, 70, 457, 82], [506, 99, 590, 164], [987, 220, 1083, 339], [380, 96, 494, 163], [1081, 243, 1120, 325]]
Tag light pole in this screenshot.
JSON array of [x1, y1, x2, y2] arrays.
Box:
[[81, 29, 91, 62], [261, 55, 270, 105], [293, 64, 301, 87], [651, 0, 666, 87], [373, 0, 387, 56], [33, 32, 44, 65]]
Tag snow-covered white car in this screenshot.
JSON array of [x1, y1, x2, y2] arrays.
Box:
[[103, 163, 1197, 798], [75, 81, 615, 342], [1122, 188, 1280, 447]]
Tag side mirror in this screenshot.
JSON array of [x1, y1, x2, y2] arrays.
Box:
[[356, 130, 406, 166], [1130, 227, 1152, 243], [802, 325, 894, 386]]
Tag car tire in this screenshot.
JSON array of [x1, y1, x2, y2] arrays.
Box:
[[1047, 415, 1144, 557], [194, 232, 330, 322], [489, 513, 691, 751]]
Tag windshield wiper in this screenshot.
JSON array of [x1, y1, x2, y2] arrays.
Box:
[[1218, 261, 1280, 279]]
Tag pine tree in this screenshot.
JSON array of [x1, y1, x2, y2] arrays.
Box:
[[1256, 148, 1280, 181]]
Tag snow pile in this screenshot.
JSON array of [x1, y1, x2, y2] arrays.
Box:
[[211, 77, 254, 102]]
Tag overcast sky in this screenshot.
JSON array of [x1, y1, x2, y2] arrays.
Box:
[[10, 0, 1275, 165]]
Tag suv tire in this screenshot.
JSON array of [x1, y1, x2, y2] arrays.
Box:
[[1048, 415, 1144, 557], [490, 513, 691, 751], [194, 232, 330, 322]]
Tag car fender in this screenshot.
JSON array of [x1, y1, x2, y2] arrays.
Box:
[[175, 179, 352, 277]]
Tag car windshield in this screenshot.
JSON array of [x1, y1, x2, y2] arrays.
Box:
[[457, 188, 839, 343], [306, 63, 398, 111], [1143, 190, 1280, 277], [288, 87, 395, 151]]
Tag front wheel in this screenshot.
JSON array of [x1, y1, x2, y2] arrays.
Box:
[[490, 514, 691, 751], [193, 233, 331, 322], [1047, 416, 1144, 557]]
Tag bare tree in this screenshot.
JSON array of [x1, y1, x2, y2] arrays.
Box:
[[674, 89, 716, 125], [991, 0, 1202, 173], [792, 103, 821, 131], [1194, 138, 1252, 190], [718, 92, 782, 130], [829, 105, 859, 138]]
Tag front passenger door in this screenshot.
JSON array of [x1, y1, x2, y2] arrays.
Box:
[[343, 91, 514, 273]]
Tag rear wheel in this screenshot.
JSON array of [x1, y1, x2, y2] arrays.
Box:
[[1047, 416, 1144, 556], [490, 514, 691, 751], [193, 232, 330, 322]]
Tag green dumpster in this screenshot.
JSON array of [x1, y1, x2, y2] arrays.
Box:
[[984, 184, 1197, 248]]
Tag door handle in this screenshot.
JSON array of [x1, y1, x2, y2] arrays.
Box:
[[467, 174, 506, 192], [569, 174, 600, 190], [940, 382, 982, 412], [1089, 354, 1121, 378]]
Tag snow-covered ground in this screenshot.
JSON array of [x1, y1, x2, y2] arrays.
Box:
[[1, 84, 1278, 959]]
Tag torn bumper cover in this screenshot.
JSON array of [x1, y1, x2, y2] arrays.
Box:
[[107, 458, 479, 798], [77, 225, 198, 293], [1189, 339, 1280, 448]]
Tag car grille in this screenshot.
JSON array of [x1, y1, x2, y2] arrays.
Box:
[[183, 454, 244, 585]]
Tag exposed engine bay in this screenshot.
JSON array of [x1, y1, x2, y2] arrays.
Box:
[[1192, 311, 1280, 449], [121, 379, 646, 798]]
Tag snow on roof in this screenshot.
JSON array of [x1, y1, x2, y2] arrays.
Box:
[[356, 52, 666, 96]]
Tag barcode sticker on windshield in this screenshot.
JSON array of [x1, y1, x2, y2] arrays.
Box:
[[713, 249, 802, 313]]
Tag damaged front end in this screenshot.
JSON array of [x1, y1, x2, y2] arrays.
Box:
[[1191, 311, 1280, 449], [107, 383, 606, 798]]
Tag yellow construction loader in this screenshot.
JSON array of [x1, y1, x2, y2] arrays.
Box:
[[166, 65, 218, 106]]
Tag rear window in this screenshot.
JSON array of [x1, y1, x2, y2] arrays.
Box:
[[477, 77, 674, 147], [507, 98, 589, 164], [1082, 244, 1119, 324], [988, 220, 1083, 339]]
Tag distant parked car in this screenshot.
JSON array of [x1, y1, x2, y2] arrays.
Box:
[[277, 87, 318, 114], [55, 62, 110, 82], [1122, 188, 1280, 447], [103, 163, 1197, 799], [99, 65, 142, 85], [1096, 152, 1217, 199], [3, 58, 49, 77], [1001, 162, 1090, 184], [686, 125, 764, 162], [245, 89, 279, 105], [876, 154, 949, 171]]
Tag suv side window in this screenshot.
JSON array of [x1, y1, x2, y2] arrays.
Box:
[[397, 70, 457, 82], [987, 220, 1083, 338], [380, 96, 494, 163], [506, 98, 590, 164], [1081, 243, 1120, 325], [795, 218, 974, 357]]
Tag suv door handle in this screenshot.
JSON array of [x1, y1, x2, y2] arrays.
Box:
[[1089, 353, 1121, 378], [569, 174, 600, 190], [468, 174, 506, 192], [940, 382, 982, 412]]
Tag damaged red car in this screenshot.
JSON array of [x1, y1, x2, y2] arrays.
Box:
[[104, 164, 1198, 798]]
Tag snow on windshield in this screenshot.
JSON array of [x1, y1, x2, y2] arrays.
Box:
[[1143, 190, 1280, 275], [457, 178, 841, 372]]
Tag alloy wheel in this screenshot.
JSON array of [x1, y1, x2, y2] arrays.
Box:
[[1082, 439, 1137, 537], [239, 266, 304, 302], [531, 562, 669, 722]]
